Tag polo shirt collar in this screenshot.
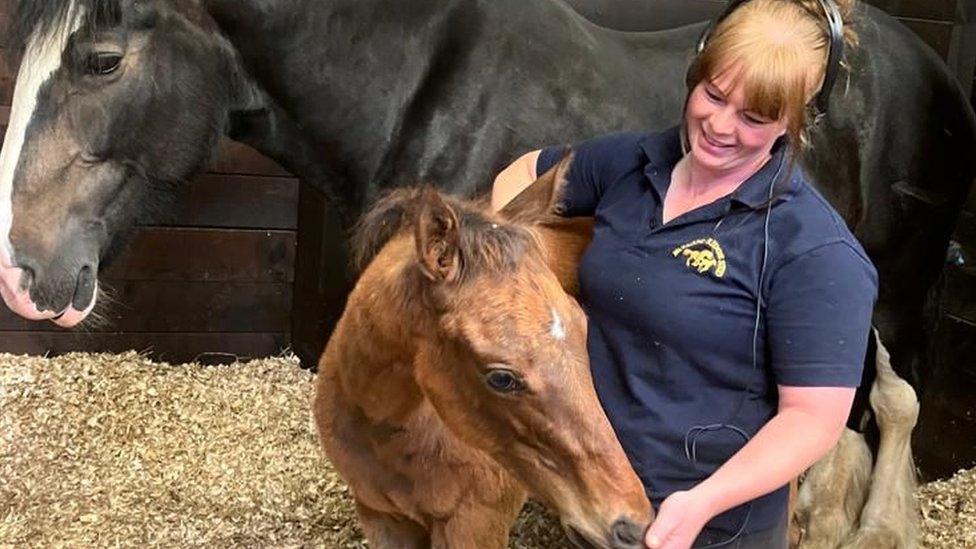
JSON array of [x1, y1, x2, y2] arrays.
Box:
[[639, 125, 795, 211]]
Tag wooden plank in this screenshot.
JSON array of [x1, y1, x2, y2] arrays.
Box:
[[103, 227, 296, 282], [566, 0, 722, 31], [0, 331, 289, 365], [0, 281, 292, 332], [212, 139, 291, 177], [899, 17, 955, 59], [290, 183, 352, 370], [0, 47, 20, 79], [864, 0, 957, 22], [0, 105, 8, 126], [164, 173, 299, 230], [915, 314, 976, 479], [0, 75, 12, 105], [941, 263, 976, 322], [953, 210, 976, 252]]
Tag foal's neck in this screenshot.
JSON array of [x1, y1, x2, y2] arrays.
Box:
[[325, 236, 434, 420]]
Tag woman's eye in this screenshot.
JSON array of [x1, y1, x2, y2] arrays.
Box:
[[704, 88, 723, 103], [485, 368, 525, 394], [86, 52, 123, 75], [742, 112, 768, 125]]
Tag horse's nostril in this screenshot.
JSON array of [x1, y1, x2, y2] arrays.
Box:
[[16, 261, 37, 290], [610, 517, 645, 548], [72, 265, 96, 310]]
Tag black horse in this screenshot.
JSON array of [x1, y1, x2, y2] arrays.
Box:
[[1, 0, 973, 400]]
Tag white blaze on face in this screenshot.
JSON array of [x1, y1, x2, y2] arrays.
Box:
[[550, 307, 566, 341], [0, 3, 85, 267]]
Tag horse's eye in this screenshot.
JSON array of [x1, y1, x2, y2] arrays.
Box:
[[86, 52, 123, 76], [485, 369, 525, 394]]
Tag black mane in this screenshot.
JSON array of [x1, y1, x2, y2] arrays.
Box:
[[11, 0, 121, 45]]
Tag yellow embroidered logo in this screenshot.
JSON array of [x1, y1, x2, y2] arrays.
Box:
[[672, 238, 727, 278]]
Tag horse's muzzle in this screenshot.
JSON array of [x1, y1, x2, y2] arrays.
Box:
[[0, 254, 97, 327], [565, 517, 647, 549]]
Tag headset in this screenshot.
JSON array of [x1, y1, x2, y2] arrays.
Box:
[[695, 0, 846, 116], [680, 1, 845, 546]]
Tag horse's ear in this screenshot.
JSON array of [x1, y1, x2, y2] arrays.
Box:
[[499, 149, 574, 224], [415, 188, 462, 283]]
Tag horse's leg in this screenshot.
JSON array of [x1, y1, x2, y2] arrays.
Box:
[[841, 331, 919, 549], [793, 428, 872, 549], [355, 502, 430, 549]]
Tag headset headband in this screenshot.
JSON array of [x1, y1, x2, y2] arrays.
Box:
[[695, 0, 845, 116]]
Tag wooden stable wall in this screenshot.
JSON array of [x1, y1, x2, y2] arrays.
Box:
[[0, 2, 297, 364]]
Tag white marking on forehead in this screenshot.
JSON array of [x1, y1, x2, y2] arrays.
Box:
[[550, 307, 566, 341], [0, 2, 86, 266]]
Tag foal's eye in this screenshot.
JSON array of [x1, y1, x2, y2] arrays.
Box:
[[485, 369, 525, 394], [85, 52, 123, 76]]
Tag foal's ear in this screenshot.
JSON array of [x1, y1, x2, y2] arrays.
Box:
[[415, 188, 462, 283], [499, 149, 574, 224]]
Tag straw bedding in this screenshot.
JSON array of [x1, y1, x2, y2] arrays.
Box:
[[0, 352, 972, 548]]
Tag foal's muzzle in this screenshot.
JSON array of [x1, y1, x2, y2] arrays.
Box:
[[565, 517, 647, 549]]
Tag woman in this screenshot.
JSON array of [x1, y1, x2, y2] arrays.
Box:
[[491, 1, 876, 547]]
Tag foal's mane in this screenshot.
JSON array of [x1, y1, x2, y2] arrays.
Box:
[[12, 0, 121, 45], [351, 188, 536, 280]]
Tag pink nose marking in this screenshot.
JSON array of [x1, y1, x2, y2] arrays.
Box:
[[0, 250, 96, 326]]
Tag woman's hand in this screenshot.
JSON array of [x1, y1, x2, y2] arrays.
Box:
[[644, 489, 715, 549]]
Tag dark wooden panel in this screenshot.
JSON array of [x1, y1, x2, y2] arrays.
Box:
[[915, 314, 976, 479], [864, 0, 958, 21], [0, 75, 12, 105], [212, 139, 291, 177], [0, 281, 292, 332], [0, 331, 289, 364], [566, 0, 721, 31], [899, 17, 955, 59], [291, 183, 353, 370], [1, 105, 8, 126], [165, 173, 299, 230], [0, 47, 19, 80], [941, 262, 976, 322], [954, 210, 976, 253], [104, 227, 295, 283]]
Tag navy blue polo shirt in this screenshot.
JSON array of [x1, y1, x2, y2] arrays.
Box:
[[537, 126, 877, 537]]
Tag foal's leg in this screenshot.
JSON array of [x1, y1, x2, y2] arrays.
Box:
[[355, 502, 430, 549], [841, 331, 919, 549], [793, 428, 872, 548]]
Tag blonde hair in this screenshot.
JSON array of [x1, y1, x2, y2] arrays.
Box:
[[685, 0, 859, 149]]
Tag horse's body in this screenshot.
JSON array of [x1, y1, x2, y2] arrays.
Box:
[[313, 166, 649, 548], [2, 0, 974, 390]]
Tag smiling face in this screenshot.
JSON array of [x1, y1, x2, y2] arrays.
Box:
[[684, 65, 789, 176]]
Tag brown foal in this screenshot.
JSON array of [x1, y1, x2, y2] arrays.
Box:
[[313, 157, 650, 548]]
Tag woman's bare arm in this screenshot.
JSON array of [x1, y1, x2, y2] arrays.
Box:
[[490, 149, 542, 211]]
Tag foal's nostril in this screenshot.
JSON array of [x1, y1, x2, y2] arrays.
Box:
[[72, 265, 96, 310], [610, 517, 646, 548]]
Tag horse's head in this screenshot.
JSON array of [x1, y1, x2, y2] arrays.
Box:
[[0, 0, 246, 325], [403, 159, 651, 548]]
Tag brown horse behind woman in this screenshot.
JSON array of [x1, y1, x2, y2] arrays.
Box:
[[313, 157, 649, 548]]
